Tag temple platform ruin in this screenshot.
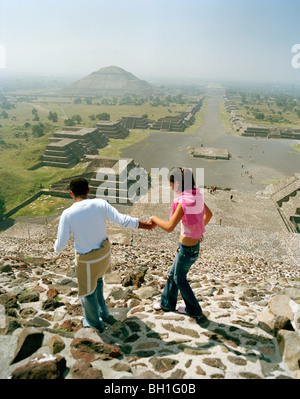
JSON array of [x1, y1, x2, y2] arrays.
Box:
[[96, 121, 130, 139], [42, 127, 109, 168], [188, 146, 231, 160], [49, 156, 150, 204], [120, 115, 149, 129]]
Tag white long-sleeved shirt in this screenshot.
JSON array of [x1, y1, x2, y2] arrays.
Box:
[[54, 198, 139, 254]]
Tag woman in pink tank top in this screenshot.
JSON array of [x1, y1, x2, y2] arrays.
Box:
[[151, 167, 212, 318]]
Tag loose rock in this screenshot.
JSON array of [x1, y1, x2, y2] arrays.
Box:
[[11, 354, 66, 379]]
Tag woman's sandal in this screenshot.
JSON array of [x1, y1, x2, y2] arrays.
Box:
[[153, 303, 175, 312], [177, 306, 203, 318]]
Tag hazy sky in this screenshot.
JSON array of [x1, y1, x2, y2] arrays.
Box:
[[0, 0, 300, 84]]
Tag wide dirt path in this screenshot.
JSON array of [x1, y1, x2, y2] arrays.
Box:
[[121, 89, 300, 192]]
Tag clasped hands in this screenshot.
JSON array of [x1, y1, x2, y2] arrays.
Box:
[[139, 216, 157, 231]]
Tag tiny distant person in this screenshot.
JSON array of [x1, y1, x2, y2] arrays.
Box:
[[150, 167, 212, 319], [54, 177, 155, 332]]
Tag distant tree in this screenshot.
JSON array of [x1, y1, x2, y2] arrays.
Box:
[[96, 112, 110, 121], [64, 114, 82, 126], [32, 108, 38, 116], [85, 98, 92, 105], [0, 195, 5, 216], [240, 93, 247, 104], [71, 114, 82, 124], [32, 123, 44, 137], [89, 114, 96, 121], [74, 98, 82, 104], [174, 94, 185, 104], [0, 111, 8, 118], [64, 118, 75, 126], [0, 101, 14, 110], [254, 112, 265, 120], [48, 111, 58, 122]]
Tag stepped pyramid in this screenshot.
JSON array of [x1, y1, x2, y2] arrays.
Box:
[[42, 127, 108, 168], [64, 66, 154, 96]]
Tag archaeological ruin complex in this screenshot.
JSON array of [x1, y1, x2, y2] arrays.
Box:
[[40, 98, 203, 169], [224, 97, 300, 140]]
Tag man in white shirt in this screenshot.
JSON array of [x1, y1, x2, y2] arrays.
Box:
[[54, 177, 154, 332]]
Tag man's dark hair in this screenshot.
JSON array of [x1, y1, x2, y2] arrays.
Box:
[[70, 178, 89, 197]]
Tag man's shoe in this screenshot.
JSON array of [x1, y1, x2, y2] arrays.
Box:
[[103, 315, 117, 325]]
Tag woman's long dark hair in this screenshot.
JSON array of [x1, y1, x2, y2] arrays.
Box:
[[168, 167, 196, 193]]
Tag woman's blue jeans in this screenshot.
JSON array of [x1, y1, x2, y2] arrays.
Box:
[[161, 242, 202, 316], [80, 277, 108, 332]]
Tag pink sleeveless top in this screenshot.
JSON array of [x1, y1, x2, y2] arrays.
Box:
[[170, 188, 205, 239]]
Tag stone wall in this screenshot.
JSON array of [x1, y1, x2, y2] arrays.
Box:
[[242, 126, 300, 140], [2, 190, 50, 219]]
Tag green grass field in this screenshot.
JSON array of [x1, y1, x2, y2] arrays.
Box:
[[12, 195, 72, 218], [292, 144, 300, 153]]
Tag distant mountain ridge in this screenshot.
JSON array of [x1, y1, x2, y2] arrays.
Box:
[[64, 66, 154, 96]]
